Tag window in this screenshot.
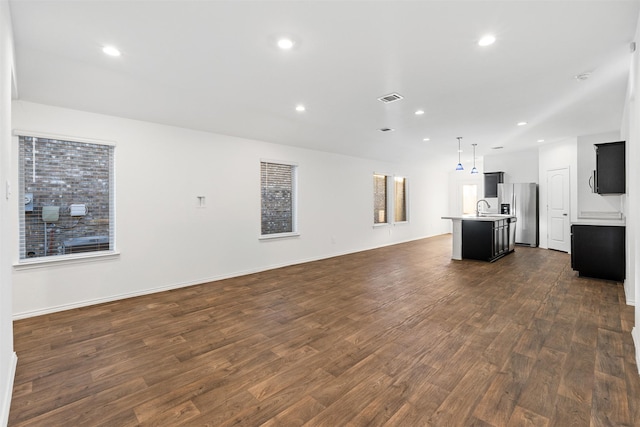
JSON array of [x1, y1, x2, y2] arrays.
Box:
[[394, 176, 408, 222], [260, 161, 297, 237], [373, 174, 388, 224], [18, 134, 115, 260], [374, 173, 409, 225]]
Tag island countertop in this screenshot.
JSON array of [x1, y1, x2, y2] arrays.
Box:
[[441, 214, 516, 221]]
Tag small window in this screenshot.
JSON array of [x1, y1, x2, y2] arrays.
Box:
[[260, 161, 297, 236], [394, 176, 408, 222], [18, 135, 115, 260], [373, 173, 388, 224]]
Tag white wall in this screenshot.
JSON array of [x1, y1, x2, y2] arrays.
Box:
[[622, 7, 640, 368], [576, 131, 624, 219], [0, 1, 16, 425], [447, 164, 485, 220], [484, 149, 540, 184], [481, 149, 540, 214], [10, 101, 451, 318], [537, 138, 578, 249]]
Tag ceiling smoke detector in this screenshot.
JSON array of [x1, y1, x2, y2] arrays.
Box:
[[377, 93, 404, 104]]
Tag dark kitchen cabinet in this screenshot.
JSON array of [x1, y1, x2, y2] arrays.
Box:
[[571, 224, 625, 281], [595, 141, 625, 194], [483, 172, 504, 198], [462, 219, 511, 262]]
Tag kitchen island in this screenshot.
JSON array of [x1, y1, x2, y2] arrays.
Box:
[[442, 215, 517, 262]]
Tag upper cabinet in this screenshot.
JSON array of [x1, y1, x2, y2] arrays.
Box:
[[595, 141, 625, 194], [483, 172, 504, 198]]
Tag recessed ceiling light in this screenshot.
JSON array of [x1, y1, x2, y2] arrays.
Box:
[[423, 138, 430, 142], [102, 45, 121, 57], [537, 139, 545, 143], [478, 35, 496, 47], [277, 38, 294, 50], [517, 121, 528, 126], [295, 104, 305, 112], [415, 110, 425, 115]]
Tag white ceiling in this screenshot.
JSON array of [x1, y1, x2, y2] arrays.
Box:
[[9, 0, 640, 165]]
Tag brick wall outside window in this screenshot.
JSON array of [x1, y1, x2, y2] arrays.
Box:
[[261, 161, 296, 235], [18, 136, 113, 258]]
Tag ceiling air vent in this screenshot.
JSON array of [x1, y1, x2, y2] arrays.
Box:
[[378, 93, 404, 104], [379, 127, 395, 132]]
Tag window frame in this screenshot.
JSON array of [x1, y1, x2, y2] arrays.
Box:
[[259, 159, 299, 240], [373, 172, 410, 227], [13, 130, 118, 267], [393, 175, 409, 224], [373, 172, 390, 227]]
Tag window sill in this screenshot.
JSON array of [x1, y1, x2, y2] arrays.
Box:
[[373, 223, 390, 228], [13, 251, 120, 270], [259, 232, 300, 241]]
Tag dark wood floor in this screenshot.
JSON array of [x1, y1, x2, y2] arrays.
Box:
[[8, 234, 640, 426]]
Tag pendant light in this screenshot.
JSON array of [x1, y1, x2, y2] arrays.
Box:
[[455, 137, 464, 171], [471, 143, 479, 174]]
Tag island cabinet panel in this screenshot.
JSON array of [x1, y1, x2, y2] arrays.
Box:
[[462, 221, 493, 261], [462, 219, 511, 262]]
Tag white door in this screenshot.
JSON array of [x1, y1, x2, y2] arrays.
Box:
[[547, 168, 571, 252]]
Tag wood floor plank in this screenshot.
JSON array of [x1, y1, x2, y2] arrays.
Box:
[[557, 341, 595, 404], [473, 352, 535, 426], [516, 346, 566, 419], [429, 359, 498, 426], [507, 405, 550, 427], [260, 395, 326, 427], [591, 370, 632, 426], [8, 235, 640, 426], [548, 394, 590, 427], [304, 371, 394, 426], [595, 327, 626, 378]]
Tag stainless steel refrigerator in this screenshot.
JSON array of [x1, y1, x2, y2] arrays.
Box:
[[498, 183, 538, 247]]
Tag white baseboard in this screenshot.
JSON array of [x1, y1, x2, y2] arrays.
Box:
[[633, 327, 640, 376], [1, 352, 17, 427], [13, 234, 437, 320]]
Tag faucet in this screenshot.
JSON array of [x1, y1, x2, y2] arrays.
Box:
[[476, 199, 490, 216]]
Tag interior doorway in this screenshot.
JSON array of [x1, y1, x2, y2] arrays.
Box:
[[462, 184, 478, 215]]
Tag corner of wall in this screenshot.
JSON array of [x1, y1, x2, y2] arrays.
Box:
[[626, 281, 636, 306], [0, 1, 16, 424], [0, 352, 17, 427]]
